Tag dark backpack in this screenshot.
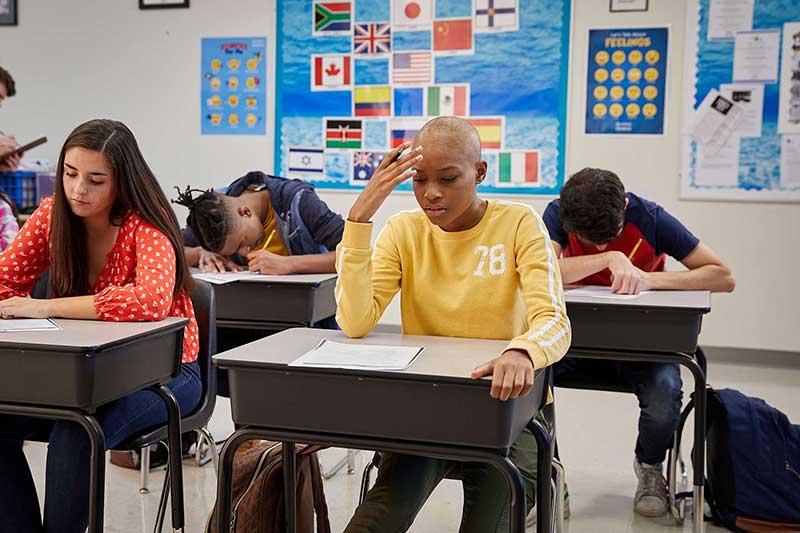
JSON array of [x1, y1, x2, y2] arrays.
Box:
[[703, 388, 800, 532], [206, 441, 331, 533]]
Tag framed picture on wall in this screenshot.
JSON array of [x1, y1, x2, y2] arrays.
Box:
[[0, 0, 17, 26], [610, 0, 648, 12], [139, 0, 190, 9]]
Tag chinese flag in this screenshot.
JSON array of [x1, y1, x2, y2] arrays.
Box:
[[433, 19, 472, 52]]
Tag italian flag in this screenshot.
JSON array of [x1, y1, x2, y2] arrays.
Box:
[[427, 85, 468, 116], [498, 151, 539, 185]]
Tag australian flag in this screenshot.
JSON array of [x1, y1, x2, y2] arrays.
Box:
[[352, 151, 387, 185]]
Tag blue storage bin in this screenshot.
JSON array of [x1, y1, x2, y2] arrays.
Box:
[[0, 171, 38, 212]]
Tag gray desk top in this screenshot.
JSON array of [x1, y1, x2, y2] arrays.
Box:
[[214, 328, 518, 383], [564, 287, 711, 311], [0, 317, 188, 351], [192, 269, 337, 285]]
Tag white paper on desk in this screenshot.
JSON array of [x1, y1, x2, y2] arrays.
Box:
[[0, 318, 61, 332], [707, 0, 754, 41], [192, 271, 259, 285], [289, 339, 424, 371], [688, 89, 743, 155], [780, 135, 800, 187], [719, 83, 764, 138], [696, 136, 741, 187], [733, 29, 780, 83], [566, 286, 653, 301]]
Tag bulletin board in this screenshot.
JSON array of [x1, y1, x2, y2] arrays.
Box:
[[274, 0, 572, 195], [681, 0, 800, 201]]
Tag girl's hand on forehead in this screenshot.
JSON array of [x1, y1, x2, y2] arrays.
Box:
[[347, 142, 423, 224]]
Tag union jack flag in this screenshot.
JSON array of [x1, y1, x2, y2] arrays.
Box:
[[353, 23, 391, 55]]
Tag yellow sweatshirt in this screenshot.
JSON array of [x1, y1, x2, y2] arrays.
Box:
[[334, 200, 571, 369]]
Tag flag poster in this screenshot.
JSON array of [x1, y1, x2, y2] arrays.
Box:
[[585, 27, 669, 135], [274, 0, 571, 194], [201, 37, 267, 135]]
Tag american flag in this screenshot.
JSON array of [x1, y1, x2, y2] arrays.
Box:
[[353, 23, 391, 55], [392, 51, 432, 84]]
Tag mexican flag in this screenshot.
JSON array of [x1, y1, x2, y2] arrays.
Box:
[[426, 85, 468, 116]]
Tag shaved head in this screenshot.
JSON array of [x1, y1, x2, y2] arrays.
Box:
[[414, 116, 481, 165]]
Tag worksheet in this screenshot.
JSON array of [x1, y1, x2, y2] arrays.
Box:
[[0, 318, 61, 332], [290, 339, 424, 371], [565, 286, 653, 300]]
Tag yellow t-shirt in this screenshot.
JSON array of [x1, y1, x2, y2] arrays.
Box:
[[334, 200, 571, 370], [259, 203, 290, 256]]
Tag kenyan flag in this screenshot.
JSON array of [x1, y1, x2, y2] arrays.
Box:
[[314, 2, 351, 33]]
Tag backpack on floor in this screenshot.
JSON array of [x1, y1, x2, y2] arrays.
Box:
[[703, 388, 800, 532], [206, 441, 331, 533]]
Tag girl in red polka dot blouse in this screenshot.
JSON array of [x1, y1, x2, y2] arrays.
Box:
[[0, 119, 202, 531]]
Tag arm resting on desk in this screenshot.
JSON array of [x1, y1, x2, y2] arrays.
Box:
[[286, 251, 336, 274], [334, 220, 401, 338], [644, 243, 735, 293]]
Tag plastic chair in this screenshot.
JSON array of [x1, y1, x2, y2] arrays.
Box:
[[114, 278, 219, 532]]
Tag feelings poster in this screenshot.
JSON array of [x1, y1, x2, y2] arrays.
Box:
[[201, 37, 267, 135]]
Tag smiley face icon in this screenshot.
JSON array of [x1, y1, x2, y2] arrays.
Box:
[[626, 103, 641, 118], [643, 103, 658, 118], [627, 86, 641, 100], [645, 50, 660, 64], [612, 50, 626, 65], [246, 58, 259, 71], [628, 50, 643, 65], [207, 94, 222, 107], [593, 103, 608, 117], [610, 103, 623, 118], [228, 113, 240, 126], [594, 68, 609, 83], [245, 113, 258, 126], [627, 68, 642, 83], [611, 68, 625, 82], [228, 76, 239, 90], [246, 76, 259, 89], [210, 77, 221, 90], [594, 86, 608, 100], [595, 50, 610, 65], [643, 85, 658, 100], [208, 113, 222, 126], [228, 58, 241, 71], [210, 58, 222, 72], [610, 85, 624, 100], [644, 67, 659, 82], [246, 96, 257, 107], [228, 95, 239, 107]]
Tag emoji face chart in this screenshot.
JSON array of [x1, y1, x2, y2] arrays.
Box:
[[202, 37, 266, 134]]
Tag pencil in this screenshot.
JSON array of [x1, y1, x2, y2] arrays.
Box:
[[628, 238, 642, 260], [261, 229, 276, 251]]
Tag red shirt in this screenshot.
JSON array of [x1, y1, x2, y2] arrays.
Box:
[[0, 197, 199, 363]]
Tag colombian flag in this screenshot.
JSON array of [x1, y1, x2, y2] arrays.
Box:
[[354, 86, 392, 117]]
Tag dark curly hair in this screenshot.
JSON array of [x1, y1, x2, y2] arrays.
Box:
[[0, 67, 15, 97], [559, 168, 626, 245], [172, 186, 233, 253]]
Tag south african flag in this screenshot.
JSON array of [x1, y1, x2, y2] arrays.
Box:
[[314, 2, 351, 34]]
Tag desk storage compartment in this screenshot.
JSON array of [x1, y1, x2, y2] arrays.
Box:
[[214, 280, 336, 327], [225, 366, 544, 451], [0, 329, 181, 411], [567, 303, 703, 354]]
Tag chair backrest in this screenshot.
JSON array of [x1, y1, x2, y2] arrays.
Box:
[[187, 278, 217, 421]]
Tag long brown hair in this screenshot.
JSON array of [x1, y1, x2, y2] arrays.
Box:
[[50, 119, 192, 298]]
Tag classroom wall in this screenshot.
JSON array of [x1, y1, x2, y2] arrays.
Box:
[[1, 0, 797, 352]]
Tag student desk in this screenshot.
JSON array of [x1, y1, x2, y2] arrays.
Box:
[[192, 270, 337, 330], [564, 289, 710, 533], [214, 328, 555, 533], [0, 317, 188, 533]]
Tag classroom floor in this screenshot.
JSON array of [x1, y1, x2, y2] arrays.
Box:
[[22, 355, 800, 532]]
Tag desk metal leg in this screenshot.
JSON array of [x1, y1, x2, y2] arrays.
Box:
[[150, 385, 185, 532], [528, 417, 554, 533], [283, 442, 297, 533], [216, 429, 257, 533]]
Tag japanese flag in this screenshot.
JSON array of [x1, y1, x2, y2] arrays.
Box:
[[392, 0, 433, 30]]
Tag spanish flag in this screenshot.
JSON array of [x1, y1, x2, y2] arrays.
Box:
[[354, 86, 392, 117], [468, 117, 503, 149]]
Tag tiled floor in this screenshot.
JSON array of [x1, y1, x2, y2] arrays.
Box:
[[22, 355, 800, 532]]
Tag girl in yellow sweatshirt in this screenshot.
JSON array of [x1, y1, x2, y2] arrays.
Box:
[[336, 117, 571, 532]]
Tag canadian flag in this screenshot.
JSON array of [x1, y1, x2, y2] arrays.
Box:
[[392, 0, 433, 30], [312, 54, 352, 91]]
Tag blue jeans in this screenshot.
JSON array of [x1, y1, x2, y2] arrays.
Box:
[[554, 358, 683, 464], [0, 361, 201, 533]]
